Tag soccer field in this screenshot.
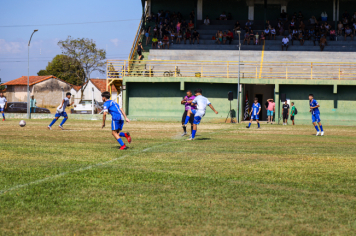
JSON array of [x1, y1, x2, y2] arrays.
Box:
[[1, 120, 356, 235]]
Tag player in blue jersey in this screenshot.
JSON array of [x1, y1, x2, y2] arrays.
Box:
[[48, 92, 74, 130], [309, 94, 324, 136], [183, 88, 218, 140], [101, 91, 131, 150], [0, 92, 7, 121], [246, 97, 261, 129]]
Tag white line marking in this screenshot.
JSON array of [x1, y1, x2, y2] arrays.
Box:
[[0, 127, 232, 195]]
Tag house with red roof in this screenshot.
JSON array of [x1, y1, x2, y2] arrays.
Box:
[[3, 75, 76, 107], [81, 78, 120, 105]]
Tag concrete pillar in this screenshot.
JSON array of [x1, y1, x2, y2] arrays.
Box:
[[146, 0, 151, 16], [197, 0, 203, 20], [248, 6, 254, 20], [275, 84, 279, 124]]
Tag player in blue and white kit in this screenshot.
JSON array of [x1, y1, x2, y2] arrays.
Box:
[[0, 92, 7, 121], [101, 91, 131, 150], [48, 92, 74, 130], [309, 94, 324, 136], [246, 97, 261, 129], [183, 88, 219, 141]]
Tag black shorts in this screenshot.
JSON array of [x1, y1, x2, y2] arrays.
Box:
[[291, 115, 295, 121], [182, 110, 194, 124], [137, 50, 142, 56], [283, 112, 288, 120]]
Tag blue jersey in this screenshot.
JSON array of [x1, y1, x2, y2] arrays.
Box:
[[103, 100, 123, 121], [252, 103, 261, 116], [310, 99, 320, 115]]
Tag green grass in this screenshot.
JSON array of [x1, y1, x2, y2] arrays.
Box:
[[1, 119, 356, 235]]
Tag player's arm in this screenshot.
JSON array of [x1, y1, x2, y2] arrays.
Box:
[[181, 97, 187, 104], [258, 107, 261, 115], [120, 108, 130, 123], [208, 104, 218, 114]]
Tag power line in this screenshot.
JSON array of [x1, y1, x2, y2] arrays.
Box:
[[0, 19, 140, 28]]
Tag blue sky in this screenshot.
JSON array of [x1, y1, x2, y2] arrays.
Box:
[[0, 0, 142, 82]]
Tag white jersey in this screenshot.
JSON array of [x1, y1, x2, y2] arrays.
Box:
[[0, 97, 7, 108], [56, 97, 70, 113], [192, 95, 211, 117]]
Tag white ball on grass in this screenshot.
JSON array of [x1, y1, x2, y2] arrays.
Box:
[[19, 120, 26, 127]]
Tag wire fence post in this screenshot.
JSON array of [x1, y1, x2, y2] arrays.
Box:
[[286, 66, 288, 79], [311, 62, 313, 80], [227, 62, 229, 78], [339, 66, 341, 80], [255, 67, 257, 79], [175, 66, 177, 77]]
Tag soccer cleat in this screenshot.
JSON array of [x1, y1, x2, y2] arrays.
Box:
[[246, 126, 250, 129], [125, 132, 132, 144], [47, 126, 52, 130], [316, 131, 320, 136], [321, 131, 324, 136], [181, 132, 187, 136], [187, 137, 194, 141], [2, 119, 4, 121], [119, 145, 128, 150], [58, 125, 64, 130], [257, 127, 261, 129]]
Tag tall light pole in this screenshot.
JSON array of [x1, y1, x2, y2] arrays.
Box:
[[236, 30, 241, 123], [27, 29, 38, 119]]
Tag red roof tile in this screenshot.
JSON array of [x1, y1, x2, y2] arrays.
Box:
[[71, 85, 82, 91], [2, 75, 72, 86], [90, 79, 117, 92]]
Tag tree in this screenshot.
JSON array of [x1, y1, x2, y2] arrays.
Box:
[[37, 54, 85, 85], [58, 36, 106, 94], [0, 78, 5, 91]]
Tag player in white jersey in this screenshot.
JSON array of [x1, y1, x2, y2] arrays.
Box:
[[47, 92, 74, 130], [0, 92, 7, 121], [183, 89, 218, 140]]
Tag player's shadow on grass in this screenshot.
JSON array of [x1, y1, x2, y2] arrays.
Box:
[[195, 137, 211, 141], [112, 146, 132, 149]]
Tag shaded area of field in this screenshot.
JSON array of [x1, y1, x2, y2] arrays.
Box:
[[0, 120, 356, 235]]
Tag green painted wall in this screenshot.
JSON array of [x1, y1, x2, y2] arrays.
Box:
[[287, 0, 333, 20], [151, 0, 196, 19], [127, 82, 238, 118], [203, 0, 248, 20]]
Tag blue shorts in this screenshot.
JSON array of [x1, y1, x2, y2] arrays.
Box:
[[112, 120, 124, 131], [267, 110, 274, 116], [312, 113, 321, 123], [0, 108, 4, 112], [192, 109, 202, 125], [55, 112, 68, 118], [251, 115, 259, 120]]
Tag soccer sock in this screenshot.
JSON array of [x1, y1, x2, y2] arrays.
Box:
[[49, 119, 57, 127], [60, 118, 67, 126], [119, 132, 126, 137], [258, 123, 260, 128], [315, 125, 320, 132], [184, 115, 190, 125], [319, 125, 323, 132], [117, 138, 125, 146], [183, 126, 187, 133], [248, 123, 251, 128], [191, 130, 197, 139]]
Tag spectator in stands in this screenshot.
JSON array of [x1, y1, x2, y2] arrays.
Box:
[[214, 30, 220, 44], [282, 35, 289, 51], [153, 24, 159, 37], [176, 30, 183, 44], [343, 17, 349, 29], [245, 20, 252, 31], [152, 36, 158, 49], [345, 26, 354, 40], [162, 35, 170, 49], [352, 11, 356, 22], [297, 11, 304, 22], [292, 12, 297, 21], [309, 16, 317, 26], [280, 9, 287, 22], [137, 42, 144, 61], [298, 31, 305, 45], [320, 36, 327, 51], [220, 12, 227, 20], [145, 26, 151, 46], [260, 32, 266, 44], [338, 21, 344, 35], [264, 27, 271, 40], [227, 30, 234, 44], [329, 28, 336, 41], [181, 20, 188, 32], [314, 32, 321, 46], [204, 16, 210, 25], [289, 19, 296, 34], [271, 27, 276, 40], [353, 21, 356, 34], [343, 10, 350, 20], [249, 30, 255, 45], [324, 22, 330, 33], [288, 32, 294, 45], [254, 32, 260, 45], [190, 10, 195, 21], [292, 28, 298, 41], [192, 30, 200, 44], [170, 29, 176, 44], [184, 30, 191, 44], [222, 31, 227, 44], [234, 21, 241, 34], [306, 28, 315, 41], [188, 20, 194, 31], [243, 30, 250, 45], [265, 20, 271, 29], [176, 21, 181, 32], [300, 21, 305, 31], [218, 30, 223, 44], [278, 20, 284, 36]]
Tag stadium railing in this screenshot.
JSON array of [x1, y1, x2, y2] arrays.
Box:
[[106, 59, 356, 81]]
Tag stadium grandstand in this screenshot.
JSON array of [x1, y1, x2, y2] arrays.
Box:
[[107, 0, 356, 125]]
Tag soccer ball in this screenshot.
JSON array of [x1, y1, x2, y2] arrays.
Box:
[[19, 120, 26, 127]]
